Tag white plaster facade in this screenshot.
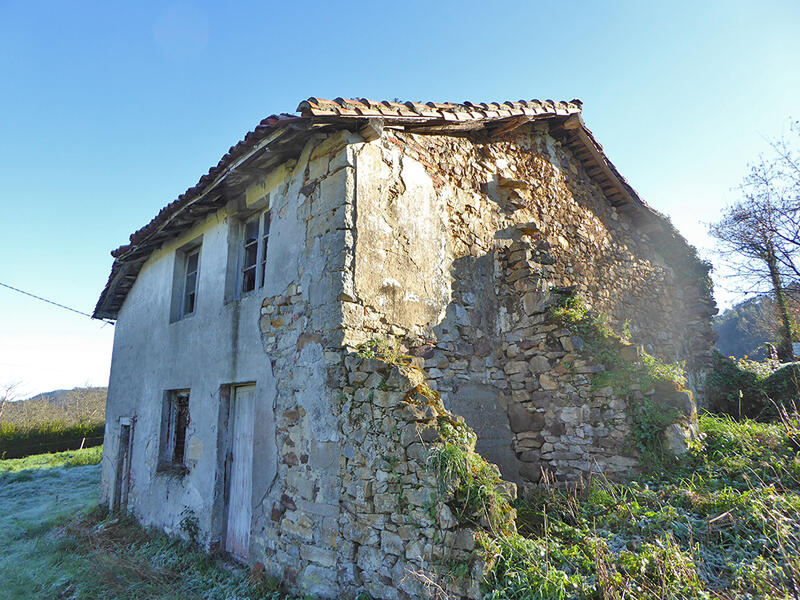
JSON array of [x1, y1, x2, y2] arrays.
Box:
[[99, 139, 343, 549]]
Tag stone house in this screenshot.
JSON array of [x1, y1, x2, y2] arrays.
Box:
[[94, 97, 716, 599]]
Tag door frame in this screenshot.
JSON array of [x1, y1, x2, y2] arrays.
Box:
[[112, 416, 135, 513], [214, 383, 256, 561]]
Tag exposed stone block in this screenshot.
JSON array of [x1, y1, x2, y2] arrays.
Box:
[[507, 402, 544, 433]]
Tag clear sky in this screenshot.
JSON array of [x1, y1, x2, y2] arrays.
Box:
[[1, 1, 798, 396]]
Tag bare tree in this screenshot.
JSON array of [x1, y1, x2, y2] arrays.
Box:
[[710, 121, 800, 361], [0, 381, 24, 424]]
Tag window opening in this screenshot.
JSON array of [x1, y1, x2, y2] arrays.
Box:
[[239, 210, 272, 296], [241, 218, 259, 294], [159, 390, 190, 471], [182, 249, 199, 316], [258, 211, 271, 288]]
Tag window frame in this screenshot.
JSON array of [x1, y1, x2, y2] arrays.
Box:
[[157, 389, 191, 474], [236, 209, 271, 298], [170, 237, 203, 323], [181, 247, 200, 317]]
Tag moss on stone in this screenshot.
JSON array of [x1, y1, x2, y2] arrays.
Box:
[[549, 292, 691, 462]]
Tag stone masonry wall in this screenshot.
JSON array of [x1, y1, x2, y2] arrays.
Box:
[[340, 125, 715, 486], [335, 354, 515, 600], [249, 132, 358, 596]]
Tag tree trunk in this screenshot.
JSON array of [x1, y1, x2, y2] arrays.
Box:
[[766, 244, 795, 361]]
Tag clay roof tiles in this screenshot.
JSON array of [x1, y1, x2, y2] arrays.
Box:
[[296, 97, 582, 121], [93, 96, 655, 320]]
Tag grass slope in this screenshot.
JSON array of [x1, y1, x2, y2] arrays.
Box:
[[483, 413, 800, 599], [0, 448, 301, 600]]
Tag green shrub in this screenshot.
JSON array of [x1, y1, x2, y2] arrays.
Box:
[[429, 441, 516, 535], [706, 350, 800, 419], [0, 421, 104, 459]]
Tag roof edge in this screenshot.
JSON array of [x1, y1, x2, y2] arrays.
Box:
[[93, 96, 689, 320]]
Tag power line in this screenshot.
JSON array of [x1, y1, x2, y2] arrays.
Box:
[[0, 281, 114, 325]]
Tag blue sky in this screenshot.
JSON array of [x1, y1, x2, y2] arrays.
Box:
[[1, 1, 798, 395]]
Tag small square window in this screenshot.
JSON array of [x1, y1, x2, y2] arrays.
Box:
[[158, 390, 190, 473], [238, 210, 271, 296]]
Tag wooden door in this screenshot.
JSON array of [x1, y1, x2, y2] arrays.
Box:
[[225, 385, 255, 560], [113, 421, 134, 512]]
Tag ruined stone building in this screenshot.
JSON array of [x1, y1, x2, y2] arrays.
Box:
[[94, 97, 716, 599]]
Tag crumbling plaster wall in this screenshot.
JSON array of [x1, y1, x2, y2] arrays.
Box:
[[340, 126, 715, 485], [250, 129, 512, 599], [99, 204, 279, 542]]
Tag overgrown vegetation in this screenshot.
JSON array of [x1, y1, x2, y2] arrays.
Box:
[[549, 293, 688, 461], [481, 413, 800, 599], [356, 337, 411, 365], [550, 293, 686, 392], [707, 349, 800, 419], [52, 508, 300, 600], [429, 440, 516, 536]]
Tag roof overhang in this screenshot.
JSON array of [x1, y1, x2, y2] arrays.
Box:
[[93, 97, 682, 320]]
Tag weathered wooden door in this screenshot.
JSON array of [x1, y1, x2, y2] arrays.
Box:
[[225, 385, 255, 560], [113, 420, 134, 512]]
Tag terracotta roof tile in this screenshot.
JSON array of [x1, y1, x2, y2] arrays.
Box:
[[293, 97, 582, 121]]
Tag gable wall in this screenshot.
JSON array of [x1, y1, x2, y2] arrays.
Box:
[[340, 127, 715, 485]]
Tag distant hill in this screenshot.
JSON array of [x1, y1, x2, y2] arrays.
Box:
[[1, 387, 106, 427], [714, 297, 771, 358], [713, 293, 800, 359]]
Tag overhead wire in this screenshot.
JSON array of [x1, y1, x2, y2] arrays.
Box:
[[0, 281, 114, 325]]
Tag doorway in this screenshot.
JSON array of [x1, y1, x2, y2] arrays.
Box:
[[224, 384, 256, 560], [112, 418, 134, 512]]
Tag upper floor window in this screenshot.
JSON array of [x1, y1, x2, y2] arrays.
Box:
[[170, 237, 202, 322], [182, 248, 200, 315], [239, 211, 271, 295]]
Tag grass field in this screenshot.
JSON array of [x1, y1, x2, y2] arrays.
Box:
[[2, 415, 799, 599], [0, 448, 296, 600]]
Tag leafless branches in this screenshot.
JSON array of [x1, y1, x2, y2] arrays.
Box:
[[710, 121, 800, 359]]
